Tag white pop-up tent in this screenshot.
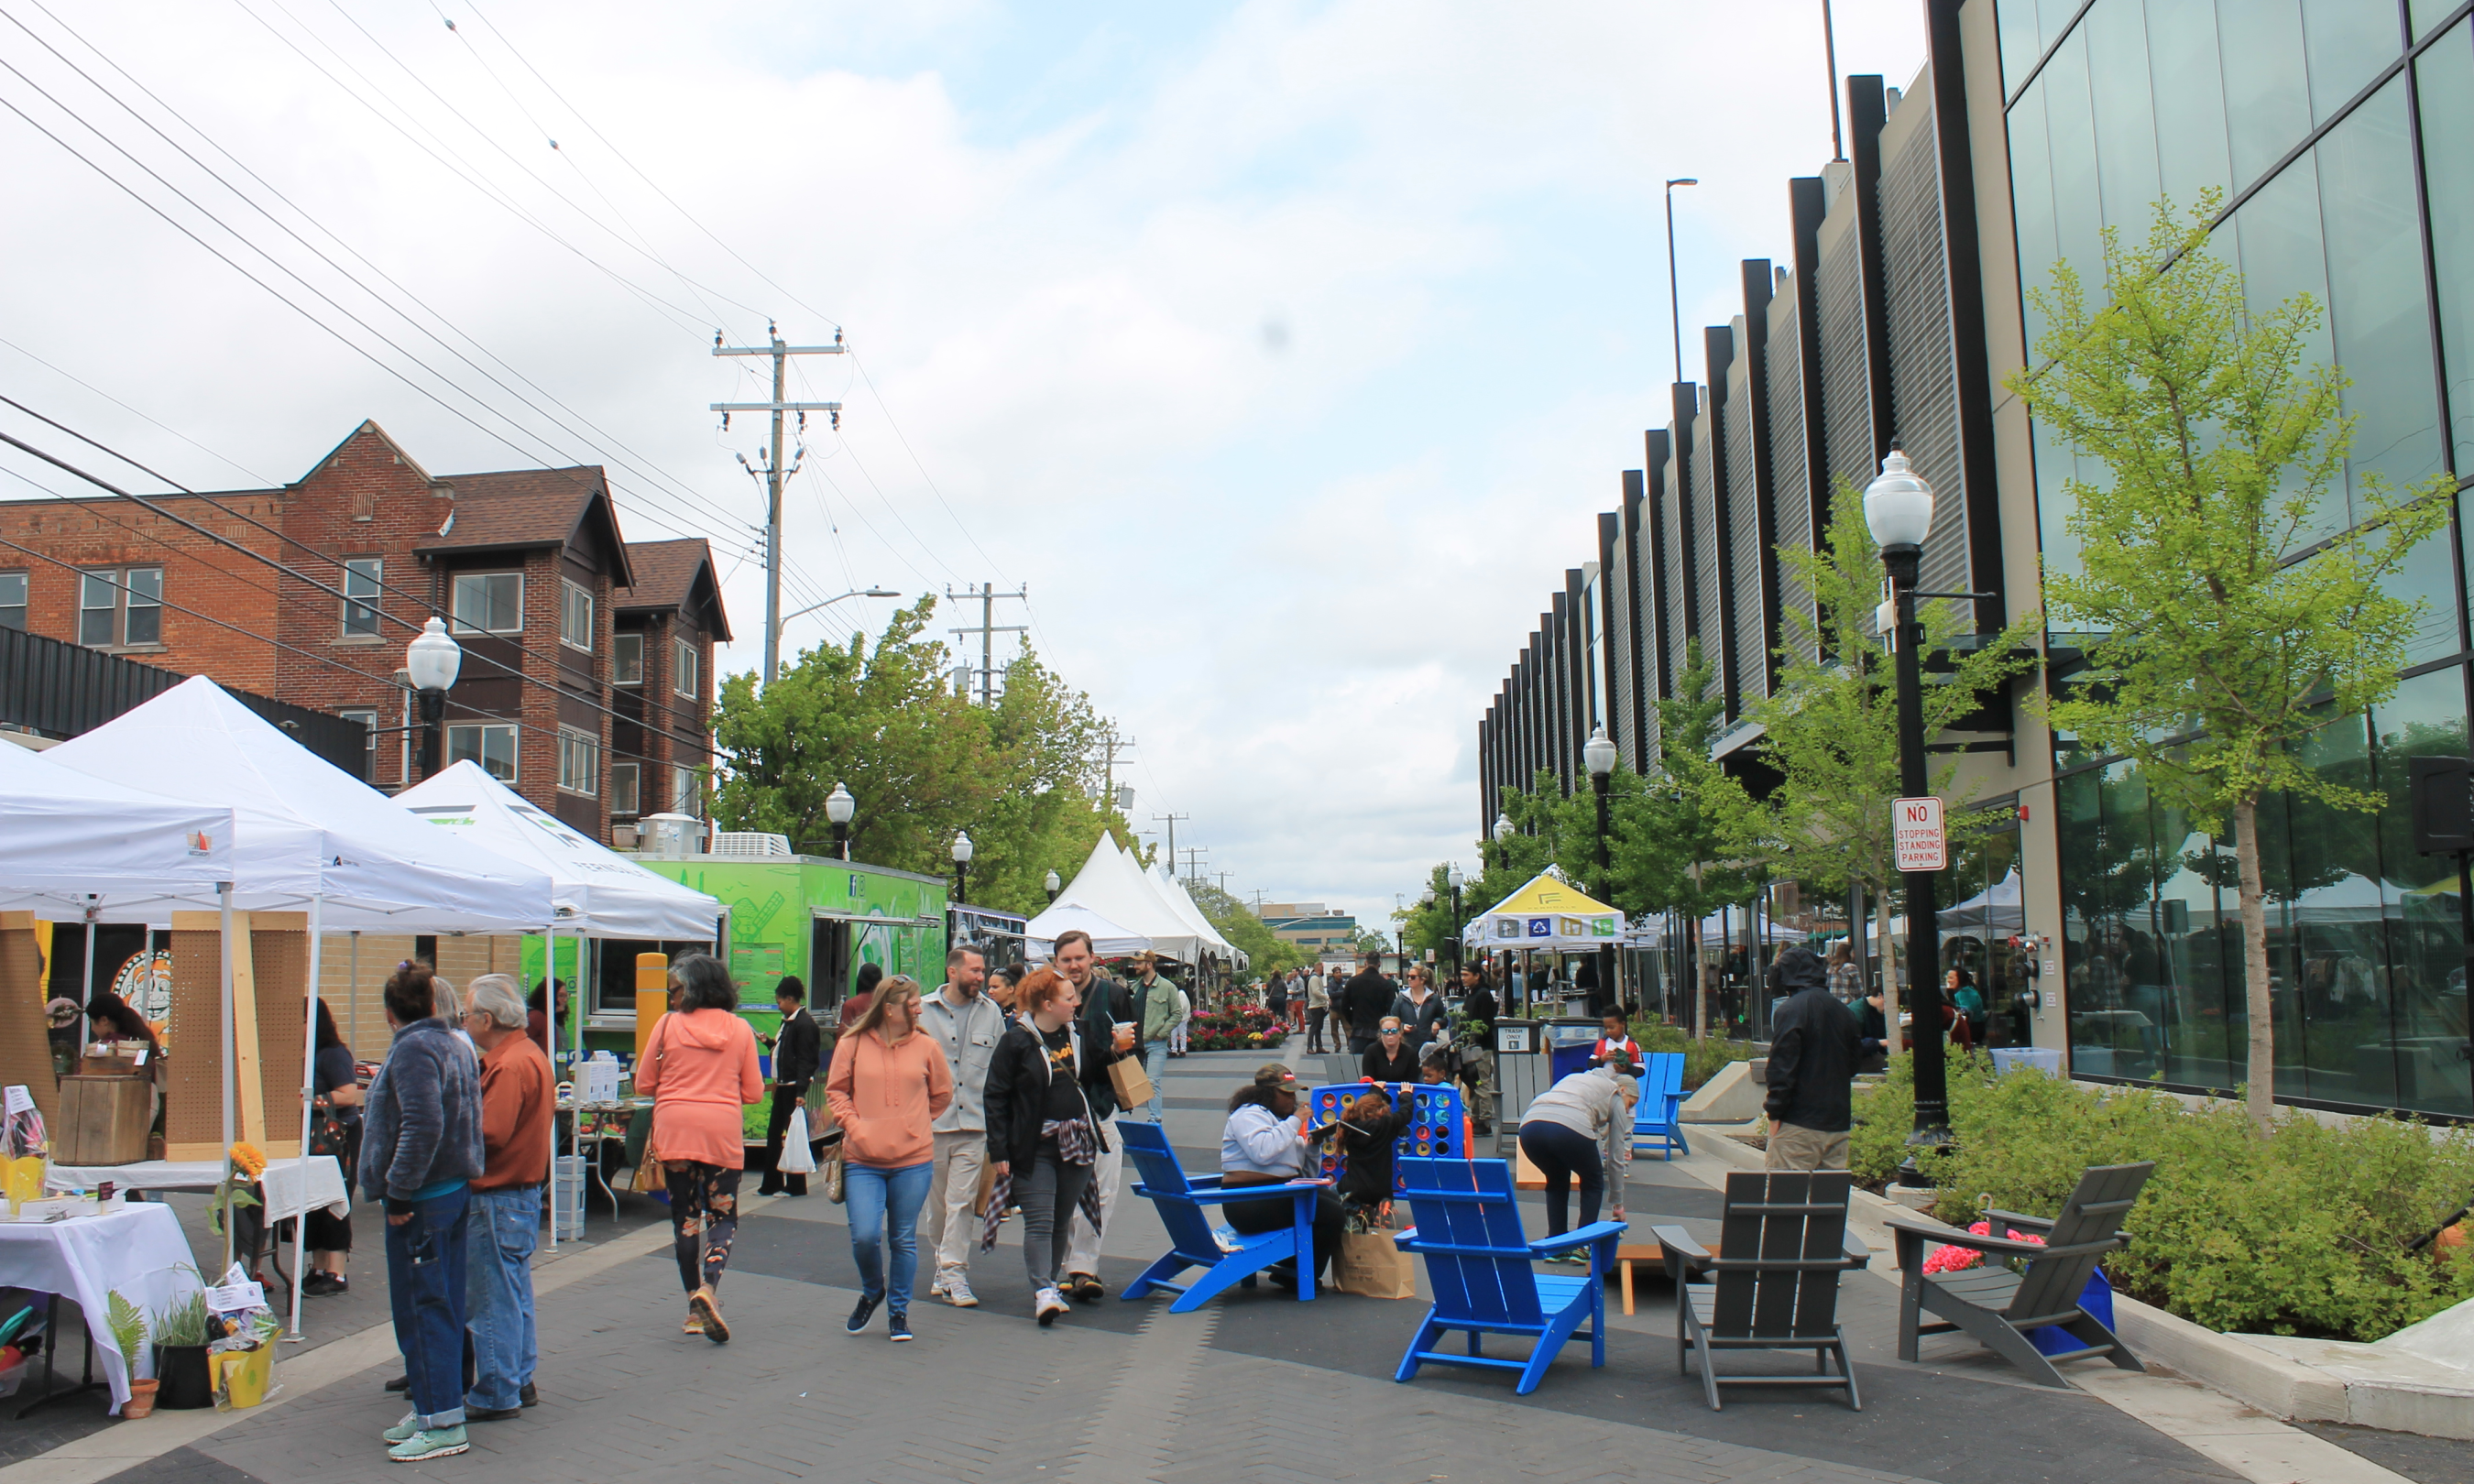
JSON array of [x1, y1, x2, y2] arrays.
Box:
[[47, 676, 560, 1336], [1147, 862, 1244, 966], [1023, 904, 1152, 960], [1040, 833, 1205, 961], [0, 737, 236, 922]]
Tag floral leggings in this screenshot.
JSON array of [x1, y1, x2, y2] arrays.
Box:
[[664, 1162, 741, 1293]]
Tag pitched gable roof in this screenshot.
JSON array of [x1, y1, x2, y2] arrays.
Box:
[[615, 538, 730, 642], [412, 464, 633, 587]]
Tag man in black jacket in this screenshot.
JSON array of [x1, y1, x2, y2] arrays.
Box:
[[1761, 945, 1861, 1172], [758, 977, 822, 1195], [1057, 930, 1133, 1301], [1341, 952, 1395, 1056]]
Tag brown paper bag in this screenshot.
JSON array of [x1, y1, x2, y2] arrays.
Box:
[[1108, 1054, 1155, 1110], [1334, 1229, 1418, 1299], [974, 1151, 998, 1217]]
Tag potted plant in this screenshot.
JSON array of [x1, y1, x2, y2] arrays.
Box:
[[151, 1292, 212, 1410], [105, 1293, 154, 1418]]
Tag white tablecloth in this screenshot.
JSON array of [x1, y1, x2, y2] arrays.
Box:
[[0, 1204, 203, 1413], [47, 1156, 351, 1224]]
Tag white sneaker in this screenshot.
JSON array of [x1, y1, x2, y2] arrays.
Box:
[[941, 1272, 978, 1309], [924, 1271, 950, 1301], [1034, 1286, 1068, 1326]]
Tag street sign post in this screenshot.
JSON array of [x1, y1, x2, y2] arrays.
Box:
[[1892, 796, 1947, 873]]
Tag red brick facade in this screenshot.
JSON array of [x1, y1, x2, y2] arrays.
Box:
[[0, 420, 727, 843]]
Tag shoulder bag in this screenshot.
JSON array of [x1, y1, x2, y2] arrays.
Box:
[[630, 1016, 671, 1195]]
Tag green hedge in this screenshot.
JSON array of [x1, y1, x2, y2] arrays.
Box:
[[1851, 1055, 2474, 1342]]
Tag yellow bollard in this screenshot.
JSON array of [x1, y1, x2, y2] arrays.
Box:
[[633, 953, 670, 1065]]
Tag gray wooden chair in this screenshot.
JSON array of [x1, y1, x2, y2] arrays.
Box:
[[1882, 1162, 2152, 1389], [1650, 1171, 1870, 1412]]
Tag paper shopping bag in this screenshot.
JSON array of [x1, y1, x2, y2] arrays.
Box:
[[974, 1150, 997, 1217], [1334, 1230, 1418, 1300], [1108, 1055, 1155, 1110]]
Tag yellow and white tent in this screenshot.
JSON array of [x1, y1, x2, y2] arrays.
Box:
[[1469, 867, 1623, 950]]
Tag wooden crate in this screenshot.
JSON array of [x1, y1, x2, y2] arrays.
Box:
[[55, 1074, 152, 1165]]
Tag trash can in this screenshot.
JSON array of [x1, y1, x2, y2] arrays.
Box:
[[551, 1154, 589, 1241], [1544, 1019, 1603, 1084]]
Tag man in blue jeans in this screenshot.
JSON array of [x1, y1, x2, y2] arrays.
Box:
[[361, 962, 485, 1464], [1130, 952, 1186, 1122], [457, 976, 553, 1422]]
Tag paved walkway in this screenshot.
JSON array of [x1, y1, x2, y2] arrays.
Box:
[[0, 1044, 2432, 1483]]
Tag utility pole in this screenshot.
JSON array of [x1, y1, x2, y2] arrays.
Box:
[[1180, 846, 1208, 882], [1092, 724, 1134, 802], [944, 583, 1030, 705], [1214, 869, 1233, 894], [1154, 812, 1188, 875], [712, 323, 845, 686]]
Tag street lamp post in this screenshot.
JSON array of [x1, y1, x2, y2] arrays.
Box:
[[1447, 863, 1465, 981], [825, 782, 856, 860], [1491, 813, 1516, 1009], [1863, 449, 1952, 1179], [404, 617, 462, 780], [1044, 869, 1061, 904], [950, 830, 974, 905], [1583, 724, 1618, 1016], [772, 587, 898, 664], [1664, 178, 1699, 387]]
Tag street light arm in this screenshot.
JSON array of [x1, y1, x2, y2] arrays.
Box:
[[780, 587, 901, 625]]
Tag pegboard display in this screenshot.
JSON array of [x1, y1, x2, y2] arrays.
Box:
[[1306, 1081, 1463, 1195], [0, 915, 57, 1129], [248, 920, 307, 1158], [166, 914, 226, 1154]]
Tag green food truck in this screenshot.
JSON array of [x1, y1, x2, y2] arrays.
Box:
[[535, 852, 948, 1143]]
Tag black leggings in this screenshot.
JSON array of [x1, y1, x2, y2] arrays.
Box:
[[1518, 1121, 1603, 1238], [1222, 1181, 1346, 1277]]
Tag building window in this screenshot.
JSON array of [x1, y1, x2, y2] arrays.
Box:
[[445, 723, 518, 781], [338, 707, 379, 782], [448, 572, 522, 634], [557, 727, 599, 796], [0, 572, 24, 630], [342, 558, 382, 638], [609, 761, 640, 815], [560, 579, 594, 652], [672, 766, 703, 816], [613, 631, 644, 685], [78, 567, 162, 649], [673, 641, 699, 701]]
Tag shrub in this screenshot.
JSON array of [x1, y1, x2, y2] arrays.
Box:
[[1850, 1058, 2474, 1342], [1627, 1019, 1757, 1091]]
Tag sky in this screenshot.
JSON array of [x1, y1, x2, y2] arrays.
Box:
[[0, 0, 1931, 933]]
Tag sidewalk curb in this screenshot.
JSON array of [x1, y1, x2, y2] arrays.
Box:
[[0, 1200, 707, 1484]]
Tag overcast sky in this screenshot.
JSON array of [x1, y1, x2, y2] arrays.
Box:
[[0, 0, 1930, 931]]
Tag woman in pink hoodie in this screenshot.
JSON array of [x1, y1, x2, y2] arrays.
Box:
[[826, 974, 952, 1341], [634, 955, 763, 1342]]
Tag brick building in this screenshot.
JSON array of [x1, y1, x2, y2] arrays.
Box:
[[0, 420, 727, 845]]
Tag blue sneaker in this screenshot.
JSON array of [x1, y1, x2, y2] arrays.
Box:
[[846, 1295, 878, 1334], [388, 1425, 468, 1463]]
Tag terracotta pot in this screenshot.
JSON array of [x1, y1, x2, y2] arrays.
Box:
[[121, 1379, 158, 1419]]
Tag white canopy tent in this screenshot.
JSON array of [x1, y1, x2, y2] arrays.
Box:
[[1023, 904, 1152, 960], [0, 737, 236, 922], [47, 677, 560, 1337], [1147, 863, 1245, 966], [1938, 867, 2024, 934], [1041, 834, 1206, 962]]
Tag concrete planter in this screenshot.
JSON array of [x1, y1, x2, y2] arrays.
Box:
[[2110, 1293, 2474, 1441]]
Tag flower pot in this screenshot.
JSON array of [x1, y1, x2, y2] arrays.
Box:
[[120, 1378, 159, 1419], [153, 1345, 212, 1410]]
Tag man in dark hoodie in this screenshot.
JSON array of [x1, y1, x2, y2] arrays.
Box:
[[1341, 951, 1395, 1057], [1761, 944, 1861, 1173]]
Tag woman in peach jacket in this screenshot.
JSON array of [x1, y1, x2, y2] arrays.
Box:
[[826, 975, 952, 1341], [633, 954, 763, 1342]]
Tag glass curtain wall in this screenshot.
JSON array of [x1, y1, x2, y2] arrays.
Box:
[[2004, 0, 2474, 1115]]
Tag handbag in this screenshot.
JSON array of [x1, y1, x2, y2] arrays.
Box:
[[631, 1017, 672, 1194], [306, 1097, 351, 1161], [819, 1136, 847, 1203]]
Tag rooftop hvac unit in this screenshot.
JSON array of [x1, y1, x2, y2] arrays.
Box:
[[708, 830, 793, 858], [639, 813, 705, 857]]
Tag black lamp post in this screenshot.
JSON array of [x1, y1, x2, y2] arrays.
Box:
[[1583, 724, 1618, 1008], [404, 617, 462, 780], [1491, 813, 1516, 1010], [1447, 863, 1465, 981], [1044, 868, 1061, 904], [826, 782, 855, 860], [951, 830, 974, 905], [1864, 449, 1952, 1178]]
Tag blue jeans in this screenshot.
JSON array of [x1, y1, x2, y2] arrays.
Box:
[[845, 1161, 933, 1313], [384, 1185, 470, 1429], [1144, 1041, 1171, 1122], [462, 1185, 538, 1413]]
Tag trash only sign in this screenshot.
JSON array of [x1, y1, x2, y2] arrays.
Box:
[[1892, 796, 1947, 872]]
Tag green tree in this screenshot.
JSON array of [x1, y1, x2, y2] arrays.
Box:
[[711, 602, 1134, 917], [2009, 198, 2452, 1133], [1632, 644, 1764, 1037], [1738, 489, 2039, 1052]]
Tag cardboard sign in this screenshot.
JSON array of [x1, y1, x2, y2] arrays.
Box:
[[1892, 796, 1947, 873]]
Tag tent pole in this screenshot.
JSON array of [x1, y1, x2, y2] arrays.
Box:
[[544, 925, 557, 1253], [289, 893, 323, 1341], [348, 933, 360, 1056], [79, 901, 97, 1042], [218, 882, 235, 1273]]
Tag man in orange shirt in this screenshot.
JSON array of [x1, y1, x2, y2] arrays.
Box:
[[458, 975, 553, 1423]]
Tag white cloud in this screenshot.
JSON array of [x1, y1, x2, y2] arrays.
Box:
[[0, 0, 1927, 929]]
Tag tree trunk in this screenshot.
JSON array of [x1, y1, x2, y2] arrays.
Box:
[[2231, 799, 2276, 1136], [1690, 913, 1708, 1041], [1877, 885, 1903, 1059]]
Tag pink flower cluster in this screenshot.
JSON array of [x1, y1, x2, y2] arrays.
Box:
[[1921, 1219, 2046, 1274]]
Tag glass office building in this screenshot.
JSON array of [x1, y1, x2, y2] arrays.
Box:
[[2003, 0, 2473, 1114]]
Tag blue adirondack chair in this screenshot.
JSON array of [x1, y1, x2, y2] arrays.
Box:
[[1632, 1051, 1689, 1160], [1392, 1156, 1626, 1395], [1115, 1120, 1329, 1314]]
